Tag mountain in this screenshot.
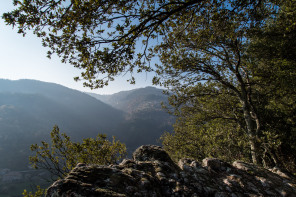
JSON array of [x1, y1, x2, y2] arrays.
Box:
[[0, 79, 124, 136], [0, 79, 124, 170], [0, 79, 174, 170], [87, 87, 175, 151], [88, 86, 167, 113], [87, 86, 169, 118]]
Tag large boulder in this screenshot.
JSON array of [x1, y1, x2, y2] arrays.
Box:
[[46, 145, 296, 197]]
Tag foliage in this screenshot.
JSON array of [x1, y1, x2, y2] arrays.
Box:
[[2, 0, 199, 88], [246, 0, 296, 171], [29, 125, 126, 179], [162, 119, 250, 163], [161, 84, 250, 162], [23, 186, 45, 197], [3, 0, 267, 88], [160, 0, 296, 170], [154, 0, 275, 164]]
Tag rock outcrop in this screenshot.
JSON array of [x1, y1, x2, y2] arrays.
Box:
[[46, 145, 296, 197]]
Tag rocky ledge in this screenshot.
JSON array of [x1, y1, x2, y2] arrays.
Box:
[[46, 145, 296, 197]]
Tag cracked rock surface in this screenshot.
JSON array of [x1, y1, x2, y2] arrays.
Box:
[[46, 145, 296, 197]]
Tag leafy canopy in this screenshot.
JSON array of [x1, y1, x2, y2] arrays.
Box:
[[160, 0, 296, 170], [161, 87, 250, 162], [3, 0, 265, 88], [153, 0, 273, 165]]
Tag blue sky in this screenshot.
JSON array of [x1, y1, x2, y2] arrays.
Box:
[[0, 1, 155, 94]]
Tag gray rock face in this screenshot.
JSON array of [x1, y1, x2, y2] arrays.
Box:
[[46, 145, 296, 197]]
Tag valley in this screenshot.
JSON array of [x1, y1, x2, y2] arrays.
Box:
[[0, 79, 174, 169]]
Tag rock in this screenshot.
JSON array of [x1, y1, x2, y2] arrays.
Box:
[[132, 145, 174, 164], [46, 145, 296, 197], [202, 158, 233, 172]]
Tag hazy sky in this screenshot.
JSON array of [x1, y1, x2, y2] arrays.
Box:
[[0, 1, 155, 94]]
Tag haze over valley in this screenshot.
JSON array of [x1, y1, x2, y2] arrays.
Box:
[[0, 79, 174, 195], [0, 79, 174, 169]]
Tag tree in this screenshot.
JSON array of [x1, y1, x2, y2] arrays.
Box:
[[158, 0, 296, 168], [29, 125, 126, 180], [245, 0, 296, 171], [154, 1, 275, 164], [22, 125, 126, 197]]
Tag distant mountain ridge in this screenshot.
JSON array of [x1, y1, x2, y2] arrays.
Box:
[[0, 79, 123, 137], [87, 86, 168, 116], [0, 79, 125, 170], [0, 79, 174, 170], [87, 86, 174, 150]]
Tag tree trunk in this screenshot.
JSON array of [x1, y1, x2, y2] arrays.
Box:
[[248, 133, 261, 165], [240, 79, 261, 165], [241, 98, 261, 165]]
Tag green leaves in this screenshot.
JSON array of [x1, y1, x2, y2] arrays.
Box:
[[23, 185, 45, 197], [159, 0, 296, 169], [29, 125, 126, 179], [244, 0, 296, 171], [4, 0, 255, 89], [162, 84, 249, 162]]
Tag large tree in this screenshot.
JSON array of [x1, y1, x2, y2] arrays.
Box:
[[246, 0, 296, 170], [153, 2, 273, 164], [158, 0, 296, 168]]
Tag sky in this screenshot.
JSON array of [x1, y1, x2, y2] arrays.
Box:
[[0, 1, 156, 95]]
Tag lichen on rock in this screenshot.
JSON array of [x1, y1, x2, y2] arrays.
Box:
[[46, 145, 296, 197]]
